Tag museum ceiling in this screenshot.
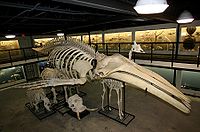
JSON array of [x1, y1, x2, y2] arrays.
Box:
[[0, 0, 199, 36]]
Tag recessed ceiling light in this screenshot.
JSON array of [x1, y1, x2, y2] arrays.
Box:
[[5, 34, 16, 39], [133, 0, 169, 14]]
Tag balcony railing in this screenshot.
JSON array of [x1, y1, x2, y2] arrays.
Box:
[[0, 42, 199, 68], [0, 47, 48, 65], [91, 42, 200, 67]]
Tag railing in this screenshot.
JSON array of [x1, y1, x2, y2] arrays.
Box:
[[91, 42, 200, 67], [0, 47, 48, 65], [0, 42, 199, 68]]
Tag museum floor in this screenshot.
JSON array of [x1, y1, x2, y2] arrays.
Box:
[[0, 80, 200, 132]]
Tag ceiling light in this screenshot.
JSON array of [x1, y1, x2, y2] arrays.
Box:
[[133, 0, 169, 14], [5, 34, 16, 39], [57, 33, 64, 37], [177, 10, 194, 24]]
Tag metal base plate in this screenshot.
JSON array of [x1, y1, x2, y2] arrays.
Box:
[[25, 90, 88, 120], [25, 102, 56, 120], [98, 105, 135, 126], [67, 109, 90, 120]]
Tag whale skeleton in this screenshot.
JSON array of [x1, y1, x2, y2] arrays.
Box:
[[11, 39, 191, 115]]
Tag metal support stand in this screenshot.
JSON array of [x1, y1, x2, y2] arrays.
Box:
[[64, 85, 87, 97], [25, 102, 56, 120], [25, 88, 65, 120], [56, 85, 88, 119], [25, 85, 88, 120], [52, 91, 69, 116], [67, 109, 90, 120], [98, 82, 135, 126]]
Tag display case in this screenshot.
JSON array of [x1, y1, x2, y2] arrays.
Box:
[[135, 28, 176, 51], [70, 35, 81, 42], [34, 38, 54, 47], [0, 66, 26, 89], [104, 32, 132, 53], [0, 40, 21, 63], [182, 70, 200, 91], [38, 61, 47, 73], [180, 26, 200, 53]]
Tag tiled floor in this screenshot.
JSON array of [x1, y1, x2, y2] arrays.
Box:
[[0, 81, 200, 132]]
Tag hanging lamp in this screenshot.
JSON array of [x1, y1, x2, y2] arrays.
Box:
[[177, 10, 194, 24], [57, 33, 64, 37], [133, 0, 169, 14], [5, 34, 16, 39]]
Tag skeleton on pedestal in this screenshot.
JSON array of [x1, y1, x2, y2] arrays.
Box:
[[101, 79, 124, 119], [26, 84, 51, 112], [68, 94, 97, 120], [129, 41, 145, 59]]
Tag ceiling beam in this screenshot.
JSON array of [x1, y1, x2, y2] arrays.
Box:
[[0, 1, 112, 16], [52, 0, 137, 15], [67, 18, 140, 30], [0, 16, 86, 22]]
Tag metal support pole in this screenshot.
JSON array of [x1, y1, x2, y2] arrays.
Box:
[[36, 48, 39, 59], [175, 24, 180, 60], [151, 43, 153, 63], [64, 33, 67, 40], [123, 82, 125, 114], [22, 48, 26, 60], [171, 43, 175, 67], [8, 50, 13, 66], [118, 43, 121, 53], [173, 69, 177, 86], [88, 32, 91, 46], [95, 44, 98, 52], [81, 35, 83, 42], [197, 46, 200, 67], [175, 70, 183, 89], [106, 43, 108, 55], [107, 85, 110, 108]]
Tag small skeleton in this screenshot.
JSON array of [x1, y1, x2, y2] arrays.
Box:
[[68, 94, 97, 120], [101, 79, 124, 119], [51, 87, 58, 104], [129, 41, 145, 59], [41, 67, 65, 104], [26, 88, 51, 111]]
